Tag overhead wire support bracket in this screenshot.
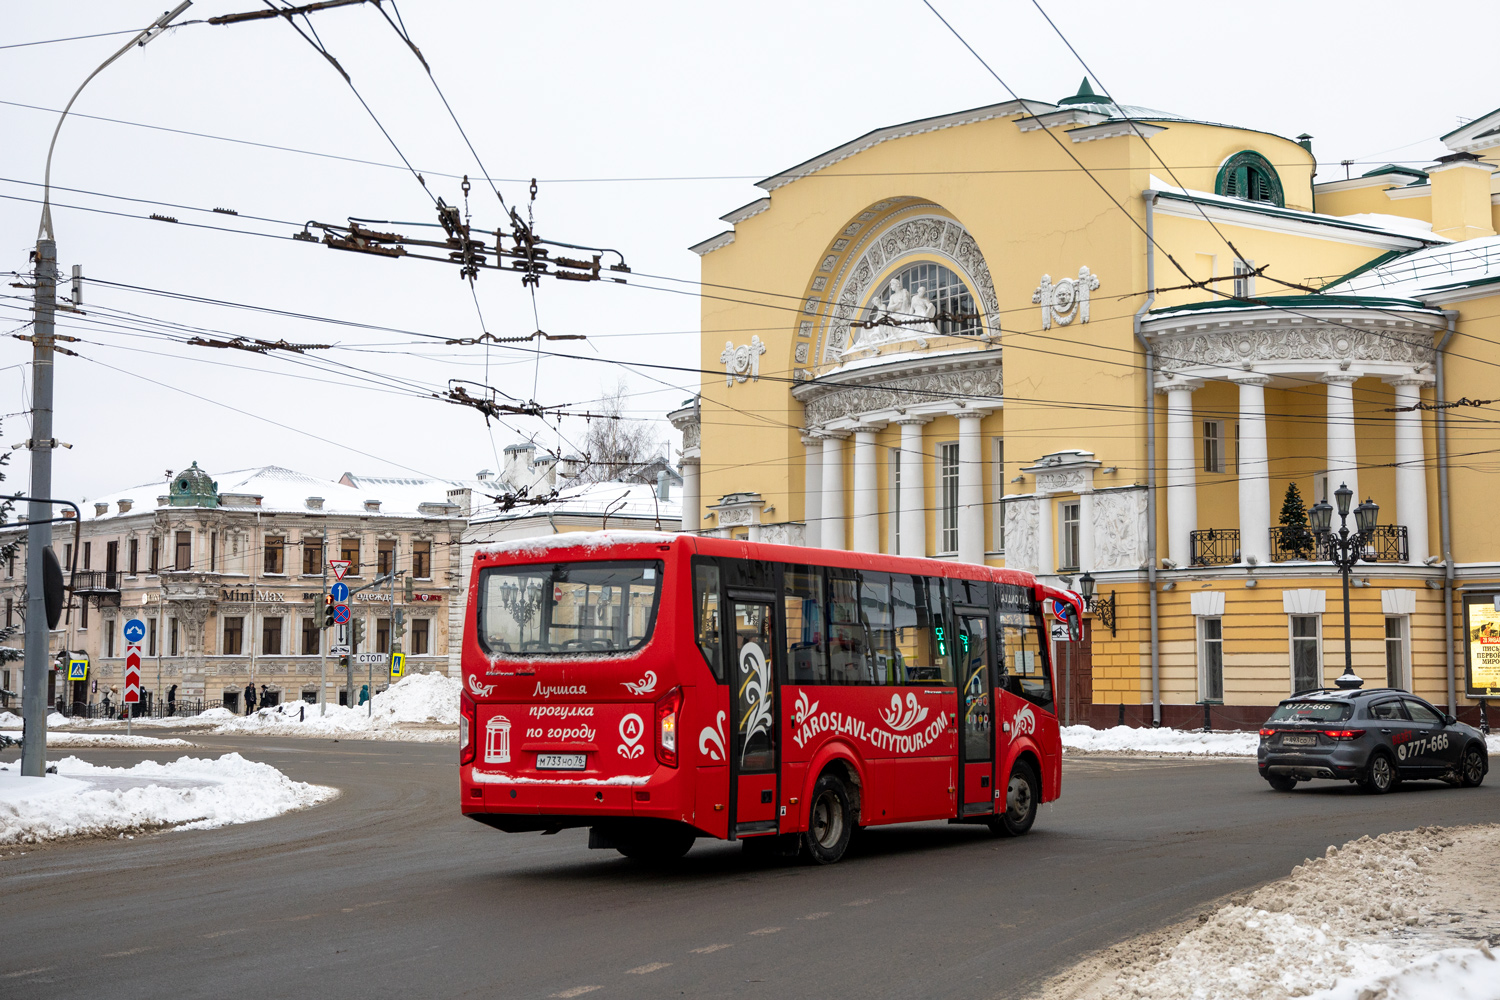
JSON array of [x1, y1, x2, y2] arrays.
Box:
[[207, 0, 372, 26]]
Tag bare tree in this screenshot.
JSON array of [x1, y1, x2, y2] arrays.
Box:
[[0, 433, 22, 668], [574, 381, 664, 485]]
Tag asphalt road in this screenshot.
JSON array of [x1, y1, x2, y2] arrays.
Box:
[[3, 736, 1497, 1000]]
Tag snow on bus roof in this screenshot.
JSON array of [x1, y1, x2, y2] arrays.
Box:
[[474, 530, 680, 559]]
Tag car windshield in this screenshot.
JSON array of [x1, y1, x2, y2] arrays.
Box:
[[478, 561, 662, 656], [1268, 700, 1353, 723]]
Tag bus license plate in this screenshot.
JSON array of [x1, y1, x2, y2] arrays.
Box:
[[1282, 735, 1316, 746], [536, 753, 587, 771]]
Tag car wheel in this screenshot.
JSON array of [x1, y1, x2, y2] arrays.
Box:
[[987, 760, 1040, 838], [1460, 745, 1487, 788], [1361, 751, 1397, 794], [615, 826, 695, 863], [804, 773, 855, 865], [1266, 773, 1298, 792]]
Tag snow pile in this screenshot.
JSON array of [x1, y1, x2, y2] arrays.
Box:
[[208, 673, 459, 742], [1098, 825, 1500, 1000], [1061, 724, 1259, 756], [0, 730, 193, 749], [0, 753, 337, 844]]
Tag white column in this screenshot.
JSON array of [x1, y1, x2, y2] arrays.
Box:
[[897, 418, 928, 557], [802, 435, 822, 549], [1388, 377, 1431, 563], [957, 412, 986, 564], [1036, 493, 1055, 576], [1234, 375, 1271, 564], [678, 457, 699, 533], [852, 428, 880, 553], [1078, 489, 1095, 573], [1323, 373, 1360, 507], [820, 433, 847, 550], [1162, 380, 1201, 567]]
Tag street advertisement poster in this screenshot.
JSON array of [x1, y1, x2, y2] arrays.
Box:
[[1462, 594, 1500, 696]]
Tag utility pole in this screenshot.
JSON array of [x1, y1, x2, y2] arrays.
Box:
[[319, 557, 328, 716]]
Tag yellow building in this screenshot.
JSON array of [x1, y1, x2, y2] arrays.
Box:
[[679, 81, 1500, 729]]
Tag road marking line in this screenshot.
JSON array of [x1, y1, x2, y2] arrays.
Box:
[[200, 929, 247, 939], [691, 944, 731, 954], [800, 912, 832, 920], [549, 987, 603, 998], [748, 927, 782, 935], [103, 947, 157, 957], [626, 962, 671, 974], [844, 898, 874, 906], [0, 968, 52, 979]]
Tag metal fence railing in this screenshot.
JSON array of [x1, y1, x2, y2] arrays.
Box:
[[1189, 528, 1240, 566]]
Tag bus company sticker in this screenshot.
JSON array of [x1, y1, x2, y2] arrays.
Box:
[[467, 674, 497, 698], [739, 643, 774, 755], [622, 670, 658, 696], [533, 682, 587, 699], [618, 713, 646, 758], [699, 711, 727, 762], [1011, 705, 1037, 737], [880, 693, 930, 732], [793, 690, 820, 726]]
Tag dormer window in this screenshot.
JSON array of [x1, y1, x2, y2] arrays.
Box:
[[1216, 150, 1283, 207]]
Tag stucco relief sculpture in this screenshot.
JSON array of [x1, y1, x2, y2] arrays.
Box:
[[1034, 468, 1090, 496], [1150, 325, 1436, 374], [1033, 265, 1100, 330], [720, 336, 767, 386], [1092, 489, 1149, 571], [847, 278, 937, 356], [1004, 498, 1040, 571], [796, 362, 1002, 427]]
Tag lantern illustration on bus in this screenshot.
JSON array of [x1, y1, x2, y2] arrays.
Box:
[[485, 715, 512, 764]]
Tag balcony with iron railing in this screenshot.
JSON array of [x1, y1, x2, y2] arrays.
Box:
[[1191, 525, 1410, 566], [70, 569, 121, 608], [1188, 528, 1240, 566]]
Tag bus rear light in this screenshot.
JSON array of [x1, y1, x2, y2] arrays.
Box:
[[1323, 729, 1361, 740], [460, 692, 476, 765], [656, 687, 683, 767]]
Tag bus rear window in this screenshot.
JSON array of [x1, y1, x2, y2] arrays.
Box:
[[478, 561, 662, 656], [1268, 700, 1352, 723]]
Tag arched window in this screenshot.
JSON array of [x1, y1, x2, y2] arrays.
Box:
[[1216, 150, 1283, 207], [866, 260, 979, 337]]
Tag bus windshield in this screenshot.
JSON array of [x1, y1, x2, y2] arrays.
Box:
[[478, 560, 662, 656]]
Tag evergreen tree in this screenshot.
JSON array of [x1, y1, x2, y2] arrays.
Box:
[[1277, 482, 1314, 558]]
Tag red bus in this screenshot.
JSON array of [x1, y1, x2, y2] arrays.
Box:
[[459, 532, 1078, 864]]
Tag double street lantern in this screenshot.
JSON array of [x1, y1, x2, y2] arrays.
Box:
[[1310, 483, 1380, 690]]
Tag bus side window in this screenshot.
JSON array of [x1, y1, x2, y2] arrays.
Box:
[[893, 575, 952, 684], [997, 610, 1053, 713], [861, 573, 894, 685], [694, 561, 725, 682], [783, 568, 828, 684], [829, 573, 872, 685]]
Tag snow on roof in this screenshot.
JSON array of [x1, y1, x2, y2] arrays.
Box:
[[469, 481, 679, 526], [474, 529, 680, 559], [1326, 234, 1500, 299]]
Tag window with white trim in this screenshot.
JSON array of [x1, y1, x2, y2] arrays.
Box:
[[1203, 420, 1225, 473], [1059, 501, 1081, 571], [992, 437, 1005, 552], [1198, 617, 1224, 701], [888, 447, 901, 554], [1233, 258, 1255, 299], [1384, 616, 1408, 690], [938, 442, 959, 553], [1290, 615, 1322, 693]]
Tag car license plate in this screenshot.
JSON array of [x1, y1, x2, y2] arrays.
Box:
[[1282, 734, 1316, 746], [536, 753, 587, 771]]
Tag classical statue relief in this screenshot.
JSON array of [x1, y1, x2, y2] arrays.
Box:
[[720, 336, 767, 386], [1033, 265, 1100, 330]]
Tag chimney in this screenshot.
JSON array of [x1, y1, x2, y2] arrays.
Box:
[[94, 502, 109, 517], [1429, 153, 1497, 241], [305, 496, 325, 510], [476, 469, 492, 482], [364, 499, 382, 513], [117, 499, 133, 514], [656, 470, 670, 501]]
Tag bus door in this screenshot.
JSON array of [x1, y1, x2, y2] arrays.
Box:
[[955, 610, 995, 815], [727, 593, 779, 837]]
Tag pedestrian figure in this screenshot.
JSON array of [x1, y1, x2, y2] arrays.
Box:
[[244, 682, 257, 716], [101, 690, 112, 716], [260, 683, 269, 708], [167, 683, 177, 716]]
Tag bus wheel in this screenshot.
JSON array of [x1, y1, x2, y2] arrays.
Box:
[[616, 825, 695, 863], [988, 760, 1039, 838], [805, 773, 854, 865]]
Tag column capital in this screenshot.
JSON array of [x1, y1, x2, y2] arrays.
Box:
[[1383, 374, 1435, 388], [894, 413, 933, 426], [953, 406, 994, 420], [1320, 371, 1361, 385], [1230, 373, 1272, 386], [678, 454, 701, 467], [1154, 378, 1204, 395], [852, 421, 887, 434]]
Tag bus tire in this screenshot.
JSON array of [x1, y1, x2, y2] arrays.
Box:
[[615, 825, 695, 863], [804, 773, 854, 865], [988, 760, 1039, 838]]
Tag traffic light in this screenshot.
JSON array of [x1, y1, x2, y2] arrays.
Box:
[[393, 608, 406, 641], [403, 575, 414, 602], [352, 617, 366, 649], [321, 594, 336, 629]]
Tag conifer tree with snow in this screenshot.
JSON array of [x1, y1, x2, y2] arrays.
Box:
[[1277, 481, 1315, 559]]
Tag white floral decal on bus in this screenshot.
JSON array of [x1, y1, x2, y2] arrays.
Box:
[[699, 711, 727, 762], [793, 689, 820, 726], [739, 642, 773, 764], [618, 713, 645, 759], [467, 674, 496, 698], [1011, 704, 1037, 737], [621, 670, 658, 696], [880, 692, 930, 732]]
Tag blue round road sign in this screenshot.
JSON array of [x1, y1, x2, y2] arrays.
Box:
[[123, 618, 147, 644], [330, 581, 350, 603], [333, 603, 351, 625], [1054, 600, 1073, 622]]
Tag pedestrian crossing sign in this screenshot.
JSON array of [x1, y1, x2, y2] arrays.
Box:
[[68, 657, 88, 681], [390, 652, 405, 681]]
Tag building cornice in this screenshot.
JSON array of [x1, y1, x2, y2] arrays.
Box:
[[1152, 189, 1440, 250]]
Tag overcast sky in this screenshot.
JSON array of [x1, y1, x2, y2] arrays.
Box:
[[3, 0, 1492, 504]]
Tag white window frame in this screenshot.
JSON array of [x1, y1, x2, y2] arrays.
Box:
[[1384, 615, 1410, 691], [991, 437, 1005, 553], [1233, 258, 1255, 299], [1203, 420, 1224, 474], [888, 446, 901, 554], [1197, 616, 1224, 702], [937, 441, 959, 554], [1288, 614, 1323, 694], [1059, 500, 1081, 571]]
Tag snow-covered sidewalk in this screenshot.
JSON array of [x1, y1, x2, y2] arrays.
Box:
[[1049, 824, 1500, 1000], [1061, 724, 1500, 757], [0, 753, 337, 844], [206, 672, 460, 742], [0, 730, 194, 749]]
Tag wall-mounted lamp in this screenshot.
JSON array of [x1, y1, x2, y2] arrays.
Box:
[[1244, 579, 1258, 588], [1099, 466, 1117, 475], [1161, 581, 1176, 591], [1010, 475, 1025, 484]]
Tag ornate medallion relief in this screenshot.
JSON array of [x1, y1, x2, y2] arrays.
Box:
[[1032, 266, 1100, 330]]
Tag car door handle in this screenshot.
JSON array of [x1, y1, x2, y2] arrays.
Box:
[[1380, 729, 1392, 733]]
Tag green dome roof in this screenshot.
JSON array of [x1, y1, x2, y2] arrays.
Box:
[[168, 461, 219, 508]]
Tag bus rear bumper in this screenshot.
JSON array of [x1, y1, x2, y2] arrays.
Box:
[[461, 765, 700, 831]]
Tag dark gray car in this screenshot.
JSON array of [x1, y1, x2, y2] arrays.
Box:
[[1258, 687, 1488, 793]]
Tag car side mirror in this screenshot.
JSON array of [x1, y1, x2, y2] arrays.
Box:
[[1442, 713, 1457, 726]]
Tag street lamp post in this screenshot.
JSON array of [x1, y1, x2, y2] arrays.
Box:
[[1309, 483, 1380, 691], [1077, 571, 1116, 638]]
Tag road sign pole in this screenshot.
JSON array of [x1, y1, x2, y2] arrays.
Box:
[[319, 557, 328, 717]]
